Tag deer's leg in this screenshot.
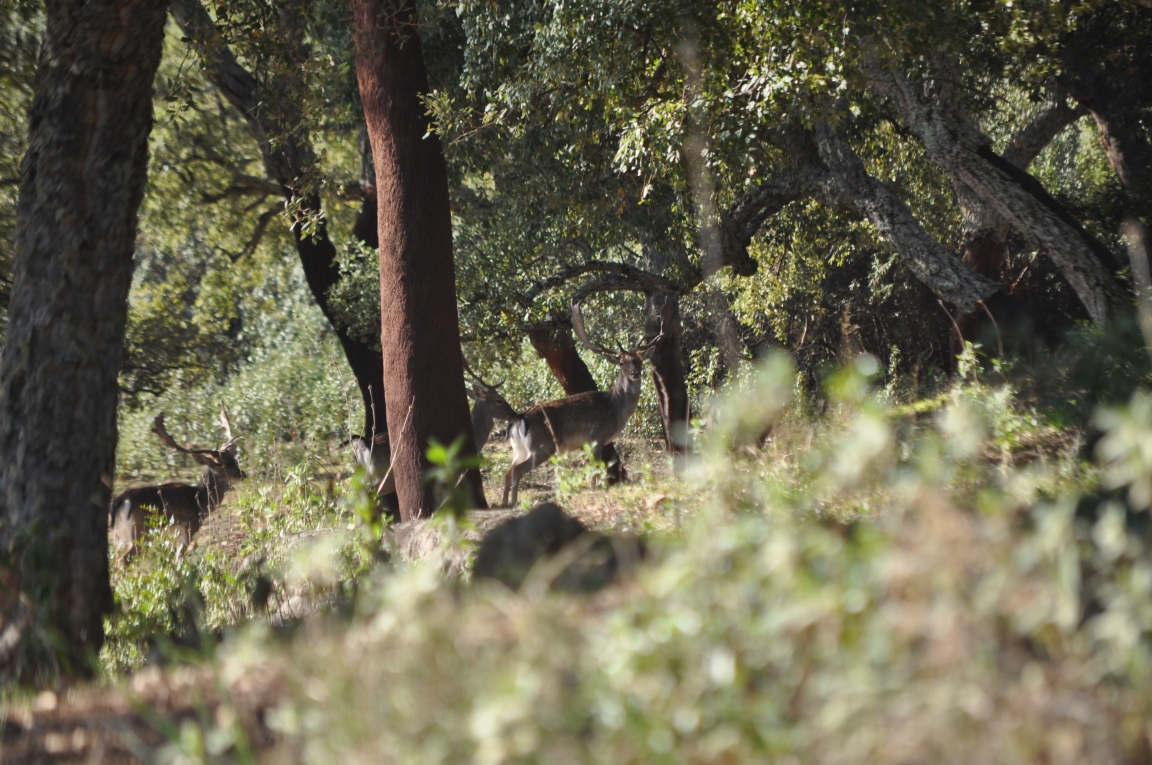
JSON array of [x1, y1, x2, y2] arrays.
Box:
[[176, 524, 194, 564], [502, 467, 514, 507], [506, 458, 538, 508], [115, 502, 142, 566], [589, 443, 606, 487]]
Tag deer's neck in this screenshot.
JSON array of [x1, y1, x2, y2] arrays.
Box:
[[197, 468, 232, 515], [608, 370, 643, 427], [471, 402, 495, 446]]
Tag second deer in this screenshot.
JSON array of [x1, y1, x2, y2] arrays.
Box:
[[344, 358, 517, 501], [463, 356, 519, 450], [501, 302, 662, 507], [110, 406, 246, 562]]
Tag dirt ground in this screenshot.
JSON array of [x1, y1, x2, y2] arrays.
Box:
[[1, 436, 673, 763]]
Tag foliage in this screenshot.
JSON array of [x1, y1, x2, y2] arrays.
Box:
[[103, 459, 365, 675], [115, 268, 361, 484], [97, 353, 1152, 764]]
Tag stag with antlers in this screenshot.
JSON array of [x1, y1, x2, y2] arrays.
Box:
[[461, 354, 520, 450], [109, 405, 246, 562], [501, 302, 663, 506]]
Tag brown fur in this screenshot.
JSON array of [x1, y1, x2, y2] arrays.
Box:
[[502, 352, 646, 507], [110, 413, 245, 563]]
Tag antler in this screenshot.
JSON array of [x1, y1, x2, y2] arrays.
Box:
[[571, 301, 617, 358], [635, 294, 669, 354], [461, 352, 505, 390], [218, 404, 239, 451], [153, 413, 195, 454], [636, 320, 666, 354]]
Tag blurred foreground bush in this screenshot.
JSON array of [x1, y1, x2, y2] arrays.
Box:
[[112, 351, 1141, 764]]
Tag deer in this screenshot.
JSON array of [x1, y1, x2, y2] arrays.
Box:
[[343, 357, 517, 497], [345, 432, 395, 496], [110, 406, 246, 562], [462, 356, 520, 450], [501, 302, 663, 507]]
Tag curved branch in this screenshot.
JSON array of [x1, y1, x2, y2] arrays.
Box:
[[521, 259, 680, 304], [718, 175, 812, 277], [1003, 85, 1086, 169], [813, 124, 1002, 311]]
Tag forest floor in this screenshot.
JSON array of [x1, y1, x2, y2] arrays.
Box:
[[0, 435, 676, 764], [5, 368, 1140, 764]]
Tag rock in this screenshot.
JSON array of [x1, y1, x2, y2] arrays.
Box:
[[473, 503, 643, 593]]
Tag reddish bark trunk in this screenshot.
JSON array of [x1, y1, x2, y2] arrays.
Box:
[[0, 0, 168, 682], [527, 325, 626, 484], [527, 326, 599, 394], [352, 0, 485, 519]]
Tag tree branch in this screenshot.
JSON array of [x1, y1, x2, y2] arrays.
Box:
[[718, 175, 812, 277], [169, 0, 314, 192], [812, 124, 1002, 311], [864, 54, 1124, 323], [1002, 84, 1086, 169], [521, 259, 681, 304]]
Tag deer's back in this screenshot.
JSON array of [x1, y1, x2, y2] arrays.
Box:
[[112, 482, 202, 529], [522, 391, 623, 454]]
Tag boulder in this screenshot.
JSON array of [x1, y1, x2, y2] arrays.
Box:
[[473, 503, 642, 593]]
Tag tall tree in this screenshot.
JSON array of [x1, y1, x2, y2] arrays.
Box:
[[170, 0, 388, 442], [352, 0, 484, 519], [0, 0, 168, 682]]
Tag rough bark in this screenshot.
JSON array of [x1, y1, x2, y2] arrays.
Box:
[[713, 124, 1000, 313], [170, 0, 388, 440], [811, 125, 1002, 311], [353, 0, 484, 518], [865, 60, 1125, 324], [644, 291, 691, 465], [0, 0, 168, 681], [955, 86, 1087, 246], [526, 324, 626, 483]]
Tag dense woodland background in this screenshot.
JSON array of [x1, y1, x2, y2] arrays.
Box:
[[2, 0, 1152, 762]]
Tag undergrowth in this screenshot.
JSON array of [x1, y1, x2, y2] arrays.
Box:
[[87, 347, 1152, 763]]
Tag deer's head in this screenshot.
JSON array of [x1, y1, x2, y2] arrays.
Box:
[[463, 355, 519, 420], [571, 301, 664, 385], [152, 405, 247, 483]]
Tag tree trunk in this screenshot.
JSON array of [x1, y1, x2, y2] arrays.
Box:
[[1090, 108, 1152, 221], [865, 60, 1125, 324], [527, 325, 599, 393], [352, 0, 485, 519], [527, 324, 626, 483], [644, 291, 691, 469], [812, 125, 1003, 311], [953, 86, 1086, 263], [170, 0, 389, 442], [0, 0, 168, 682], [1059, 4, 1152, 224], [292, 195, 389, 440]]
